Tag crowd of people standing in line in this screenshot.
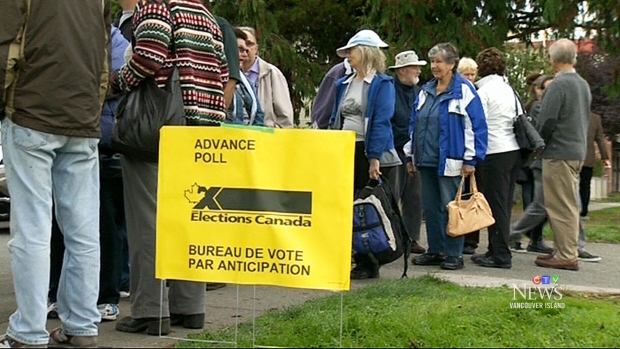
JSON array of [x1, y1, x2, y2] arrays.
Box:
[[313, 32, 604, 276], [0, 0, 608, 347]]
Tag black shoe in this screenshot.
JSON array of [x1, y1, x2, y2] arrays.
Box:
[[470, 252, 491, 264], [410, 241, 426, 254], [206, 282, 227, 291], [527, 241, 554, 254], [170, 313, 205, 329], [440, 256, 464, 270], [350, 266, 380, 279], [463, 245, 476, 255], [412, 253, 445, 266], [473, 256, 512, 269], [115, 316, 171, 335]]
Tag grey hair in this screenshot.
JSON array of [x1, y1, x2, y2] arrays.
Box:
[[428, 42, 460, 73], [549, 38, 577, 65], [238, 26, 257, 40]]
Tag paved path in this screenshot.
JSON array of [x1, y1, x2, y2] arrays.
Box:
[[1, 202, 619, 347]]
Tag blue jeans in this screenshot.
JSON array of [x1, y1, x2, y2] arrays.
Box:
[[2, 118, 100, 345], [419, 167, 463, 257]]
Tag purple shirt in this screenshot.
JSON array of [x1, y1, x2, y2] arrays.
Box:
[[244, 58, 260, 89]]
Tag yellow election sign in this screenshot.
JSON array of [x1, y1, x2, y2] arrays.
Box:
[[156, 125, 355, 291]]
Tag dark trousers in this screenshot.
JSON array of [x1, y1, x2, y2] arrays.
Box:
[[464, 163, 485, 248], [481, 150, 520, 264], [48, 214, 64, 303], [98, 176, 127, 305], [354, 141, 370, 193], [519, 167, 535, 238], [386, 148, 423, 242], [352, 141, 394, 271], [579, 166, 594, 217]]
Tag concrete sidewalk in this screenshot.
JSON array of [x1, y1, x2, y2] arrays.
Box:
[[1, 202, 619, 347]]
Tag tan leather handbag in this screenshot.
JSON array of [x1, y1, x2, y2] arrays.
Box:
[[446, 175, 495, 237]]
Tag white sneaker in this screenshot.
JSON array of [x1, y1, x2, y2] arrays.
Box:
[[119, 290, 130, 298], [98, 303, 119, 321], [47, 302, 59, 319]]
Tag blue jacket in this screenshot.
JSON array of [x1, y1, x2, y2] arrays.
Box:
[[100, 27, 130, 152], [329, 73, 397, 161], [100, 27, 129, 178], [227, 73, 265, 126], [407, 73, 487, 177]]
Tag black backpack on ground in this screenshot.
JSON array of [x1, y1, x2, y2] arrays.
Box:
[[352, 177, 411, 277]]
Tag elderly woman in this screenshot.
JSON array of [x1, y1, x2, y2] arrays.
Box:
[[457, 57, 478, 84], [468, 48, 521, 269], [407, 43, 487, 271], [457, 56, 481, 255], [329, 29, 400, 279]]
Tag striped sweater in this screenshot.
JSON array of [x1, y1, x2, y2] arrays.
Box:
[[113, 0, 229, 125]]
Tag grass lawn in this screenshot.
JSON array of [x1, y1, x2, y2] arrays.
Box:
[[178, 276, 620, 348], [541, 206, 620, 244], [512, 196, 620, 244]]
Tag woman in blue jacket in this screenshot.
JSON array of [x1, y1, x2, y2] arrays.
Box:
[[329, 30, 400, 279], [406, 43, 488, 271]]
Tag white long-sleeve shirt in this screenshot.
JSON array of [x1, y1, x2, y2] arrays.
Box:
[[475, 74, 520, 155]]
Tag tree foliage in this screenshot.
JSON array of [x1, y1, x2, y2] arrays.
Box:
[[111, 0, 620, 129], [577, 47, 620, 138]]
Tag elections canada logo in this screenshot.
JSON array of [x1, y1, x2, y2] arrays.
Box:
[[184, 183, 313, 227], [509, 275, 565, 310]]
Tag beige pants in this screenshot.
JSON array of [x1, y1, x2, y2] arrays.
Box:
[[542, 159, 583, 263]]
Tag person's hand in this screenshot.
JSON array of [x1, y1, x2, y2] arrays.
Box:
[[462, 165, 475, 177], [604, 160, 611, 168], [369, 158, 381, 180], [406, 162, 416, 176]]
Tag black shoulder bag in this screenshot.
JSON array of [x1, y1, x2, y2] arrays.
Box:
[[512, 88, 545, 167], [111, 2, 185, 163]]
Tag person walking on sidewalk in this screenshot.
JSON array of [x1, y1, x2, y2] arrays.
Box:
[[0, 1, 109, 347], [534, 39, 591, 271], [386, 50, 427, 255], [510, 74, 554, 254], [579, 112, 610, 219]]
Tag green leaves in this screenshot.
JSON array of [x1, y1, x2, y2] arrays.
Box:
[[112, 0, 620, 129]]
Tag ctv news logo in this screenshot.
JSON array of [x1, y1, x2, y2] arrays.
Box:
[[509, 275, 565, 309]]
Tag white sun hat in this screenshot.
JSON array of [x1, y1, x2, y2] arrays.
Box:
[[388, 50, 427, 70], [336, 29, 389, 58]]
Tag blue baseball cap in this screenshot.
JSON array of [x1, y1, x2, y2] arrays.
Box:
[[336, 29, 388, 57]]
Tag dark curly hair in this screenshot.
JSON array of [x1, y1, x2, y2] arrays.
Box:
[[475, 47, 506, 78]]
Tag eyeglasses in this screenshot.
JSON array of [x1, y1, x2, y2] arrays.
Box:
[[238, 47, 249, 54]]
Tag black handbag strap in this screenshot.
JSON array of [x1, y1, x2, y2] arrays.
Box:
[[510, 86, 526, 119]]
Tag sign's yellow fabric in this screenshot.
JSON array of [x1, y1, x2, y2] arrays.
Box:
[[156, 125, 354, 291]]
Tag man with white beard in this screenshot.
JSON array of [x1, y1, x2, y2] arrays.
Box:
[[387, 50, 427, 256]]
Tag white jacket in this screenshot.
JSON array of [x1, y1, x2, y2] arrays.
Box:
[[475, 74, 520, 155]]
